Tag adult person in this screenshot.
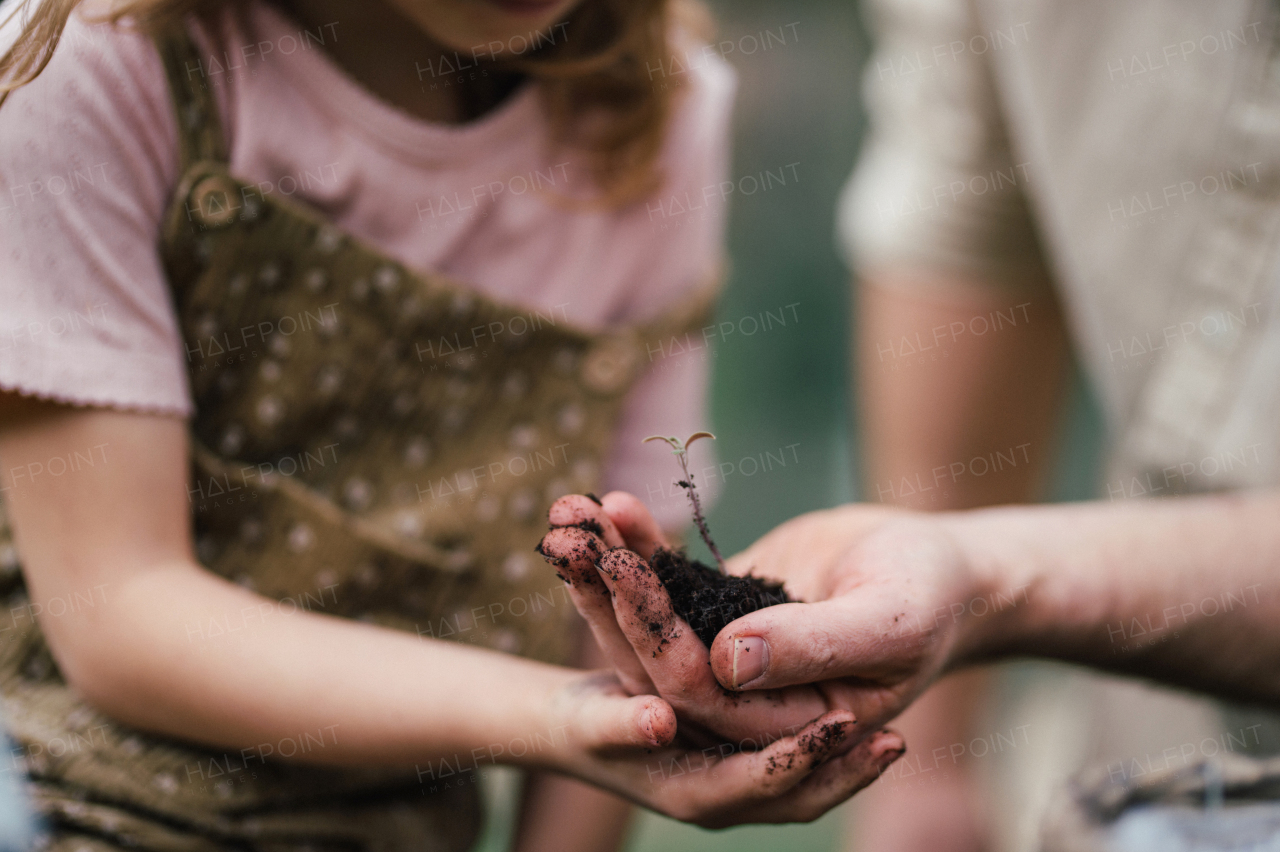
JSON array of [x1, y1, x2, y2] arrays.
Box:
[[836, 1, 1280, 848], [542, 0, 1280, 846], [539, 487, 1279, 826]]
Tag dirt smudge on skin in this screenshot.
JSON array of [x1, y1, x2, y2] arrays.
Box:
[[536, 530, 603, 587], [600, 547, 680, 656], [799, 721, 848, 755], [570, 518, 605, 537], [766, 721, 849, 774]]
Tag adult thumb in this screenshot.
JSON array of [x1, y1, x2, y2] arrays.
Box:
[[708, 597, 898, 691]]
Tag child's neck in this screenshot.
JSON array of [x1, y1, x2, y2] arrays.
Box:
[[275, 0, 524, 125]]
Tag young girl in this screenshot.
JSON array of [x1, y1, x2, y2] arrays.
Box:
[[0, 0, 844, 848]]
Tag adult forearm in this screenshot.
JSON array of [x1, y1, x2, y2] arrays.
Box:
[[65, 563, 575, 770], [951, 491, 1280, 704], [858, 273, 1067, 510]]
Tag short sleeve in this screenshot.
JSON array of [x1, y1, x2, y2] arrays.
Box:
[[599, 50, 736, 531], [836, 0, 1049, 290], [0, 13, 190, 415]]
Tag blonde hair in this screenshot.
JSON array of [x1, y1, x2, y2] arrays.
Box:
[[0, 0, 710, 204]]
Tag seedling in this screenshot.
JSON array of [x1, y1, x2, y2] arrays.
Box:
[[536, 431, 794, 650], [643, 432, 724, 572]]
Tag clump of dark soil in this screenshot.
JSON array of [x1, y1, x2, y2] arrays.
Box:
[[649, 547, 792, 648], [570, 517, 605, 537]]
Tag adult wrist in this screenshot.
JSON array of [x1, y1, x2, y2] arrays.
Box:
[[937, 507, 1041, 669]]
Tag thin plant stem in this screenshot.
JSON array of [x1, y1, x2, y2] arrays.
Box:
[[643, 432, 724, 573], [674, 450, 724, 573]]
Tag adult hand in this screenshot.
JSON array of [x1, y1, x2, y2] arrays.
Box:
[[699, 503, 994, 735], [545, 487, 1280, 777], [539, 494, 839, 747], [541, 494, 993, 743], [544, 670, 904, 828]]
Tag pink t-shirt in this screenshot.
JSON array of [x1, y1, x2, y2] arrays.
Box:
[[0, 4, 733, 527]]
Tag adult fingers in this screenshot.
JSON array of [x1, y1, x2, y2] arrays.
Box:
[[594, 547, 686, 662], [652, 710, 859, 826], [600, 490, 669, 561], [743, 727, 906, 825], [709, 596, 926, 692], [548, 494, 626, 548], [538, 527, 656, 695], [595, 548, 829, 742]]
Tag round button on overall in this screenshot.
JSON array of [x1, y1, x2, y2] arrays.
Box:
[[189, 174, 242, 228], [580, 336, 639, 394]]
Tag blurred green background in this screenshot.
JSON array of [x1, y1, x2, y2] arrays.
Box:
[[479, 0, 1104, 849]]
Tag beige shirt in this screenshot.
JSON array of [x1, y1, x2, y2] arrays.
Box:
[[840, 0, 1280, 497]]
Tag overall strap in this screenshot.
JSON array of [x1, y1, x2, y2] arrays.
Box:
[[154, 22, 227, 169]]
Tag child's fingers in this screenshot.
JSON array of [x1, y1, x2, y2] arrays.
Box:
[[600, 491, 669, 560], [538, 528, 656, 695], [548, 494, 626, 548], [579, 692, 679, 751]]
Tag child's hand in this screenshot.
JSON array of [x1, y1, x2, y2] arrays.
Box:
[[538, 495, 902, 747], [544, 669, 903, 827]]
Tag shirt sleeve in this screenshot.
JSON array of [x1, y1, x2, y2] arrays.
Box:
[[836, 0, 1050, 291], [0, 13, 191, 415], [599, 49, 736, 531]]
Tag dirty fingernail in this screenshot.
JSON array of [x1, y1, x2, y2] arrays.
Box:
[[640, 707, 659, 746], [732, 635, 768, 687]]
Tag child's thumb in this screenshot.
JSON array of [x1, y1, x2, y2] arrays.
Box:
[[581, 693, 677, 751]]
